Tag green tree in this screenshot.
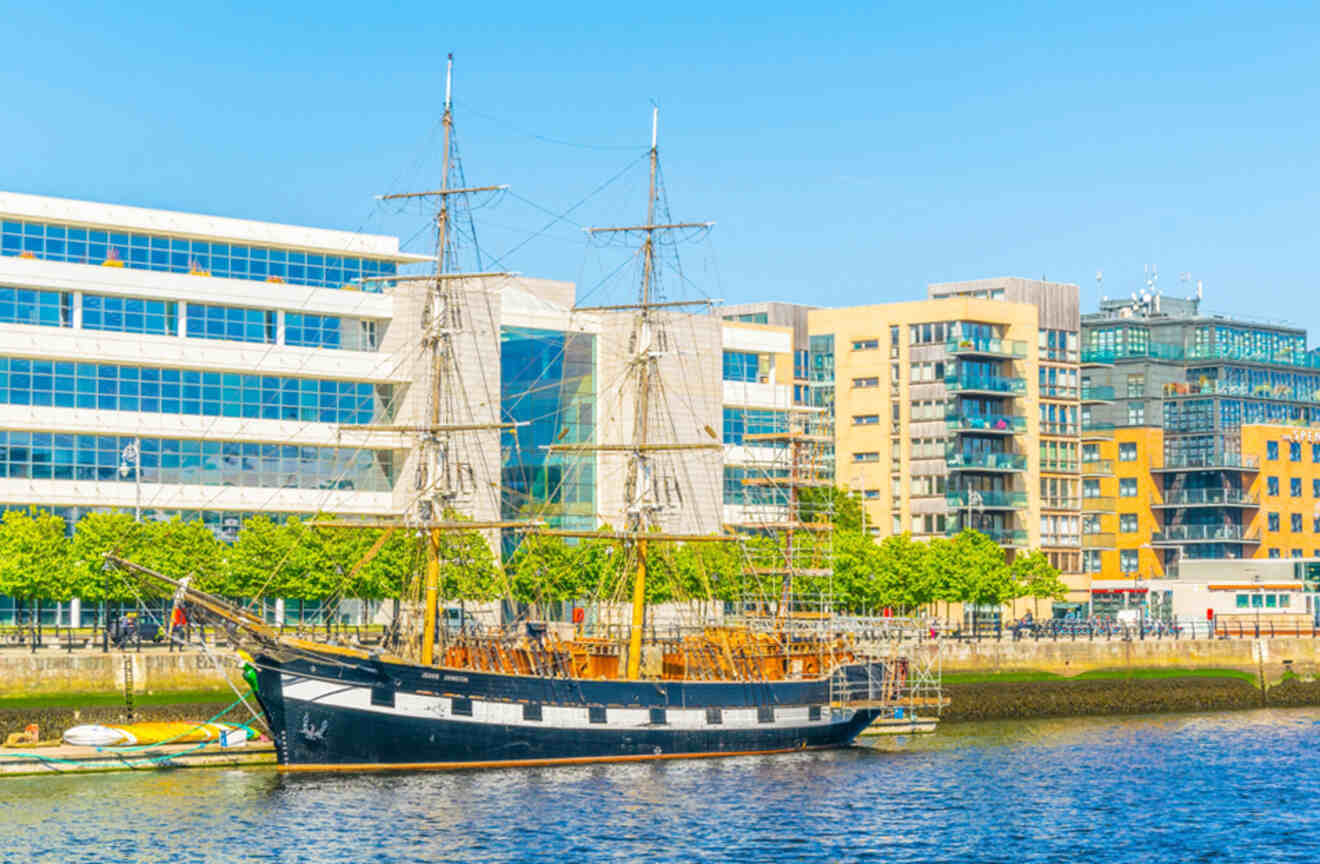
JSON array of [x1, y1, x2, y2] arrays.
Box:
[[1011, 550, 1067, 617], [954, 529, 1014, 628], [0, 510, 70, 621], [68, 511, 147, 603]]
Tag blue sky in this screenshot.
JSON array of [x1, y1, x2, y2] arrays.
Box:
[[3, 2, 1317, 326]]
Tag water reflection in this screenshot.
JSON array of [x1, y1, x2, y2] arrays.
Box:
[[2, 709, 1318, 863]]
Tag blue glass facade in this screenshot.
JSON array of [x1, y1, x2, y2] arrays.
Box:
[[83, 293, 177, 335], [286, 313, 377, 351], [0, 285, 71, 327], [186, 303, 276, 343], [722, 407, 789, 444], [723, 350, 760, 382], [1, 219, 398, 292], [0, 431, 393, 491], [500, 326, 595, 552], [0, 357, 391, 424]]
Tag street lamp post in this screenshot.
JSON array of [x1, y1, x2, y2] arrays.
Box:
[[119, 438, 141, 523]]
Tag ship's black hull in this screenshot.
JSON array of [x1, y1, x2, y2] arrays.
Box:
[[250, 651, 888, 771]]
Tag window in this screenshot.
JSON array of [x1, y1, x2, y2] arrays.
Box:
[[1236, 594, 1249, 608], [1290, 441, 1302, 462], [522, 702, 542, 721], [451, 697, 473, 717], [723, 407, 787, 444], [286, 313, 378, 351], [649, 708, 667, 725], [853, 414, 879, 425], [1119, 478, 1137, 497], [1313, 443, 1320, 463], [83, 294, 177, 336], [1118, 443, 1137, 462], [1268, 512, 1280, 531], [1281, 593, 1292, 607], [1313, 479, 1319, 498], [1120, 550, 1137, 571], [1127, 402, 1144, 425], [1126, 374, 1144, 398], [1292, 478, 1303, 497], [1119, 514, 1138, 533], [854, 452, 879, 463], [809, 705, 822, 721], [851, 339, 879, 351], [757, 706, 775, 724], [0, 285, 72, 327], [1269, 549, 1281, 559], [589, 706, 607, 724], [1268, 441, 1279, 460], [853, 377, 879, 388], [1268, 477, 1280, 496], [185, 303, 276, 344], [1292, 513, 1303, 532], [1314, 516, 1320, 533], [1290, 550, 1303, 561], [0, 219, 393, 292], [705, 707, 722, 725], [722, 350, 759, 382], [0, 357, 388, 424], [0, 431, 394, 490]]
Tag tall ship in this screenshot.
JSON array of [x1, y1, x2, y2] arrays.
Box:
[[109, 58, 939, 771]]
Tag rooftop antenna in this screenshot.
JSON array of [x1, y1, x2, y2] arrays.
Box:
[[1096, 269, 1103, 306], [1196, 279, 1204, 301]]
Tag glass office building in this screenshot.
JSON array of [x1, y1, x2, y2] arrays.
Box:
[[0, 190, 423, 544], [499, 326, 596, 552]]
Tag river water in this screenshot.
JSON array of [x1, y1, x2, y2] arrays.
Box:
[[3, 708, 1318, 863]]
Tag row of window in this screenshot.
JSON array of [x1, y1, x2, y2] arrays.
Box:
[[1, 219, 398, 292], [1265, 512, 1317, 533], [1265, 477, 1320, 498], [1265, 440, 1320, 462], [1234, 593, 1293, 608], [0, 357, 391, 424], [0, 431, 395, 491], [0, 285, 381, 351]]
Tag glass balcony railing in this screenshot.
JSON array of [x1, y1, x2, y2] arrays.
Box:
[[1081, 421, 1116, 437], [1082, 459, 1114, 474], [945, 490, 1028, 509], [1157, 453, 1260, 470], [1040, 384, 1079, 399], [1155, 489, 1259, 507], [1151, 524, 1258, 543], [945, 337, 1028, 358], [1183, 344, 1320, 369], [1082, 343, 1184, 364], [1040, 422, 1080, 437], [1041, 497, 1081, 510], [1082, 533, 1117, 548], [945, 412, 1026, 434], [1041, 458, 1079, 472], [1081, 384, 1115, 401], [944, 374, 1026, 394], [947, 451, 1027, 471], [946, 525, 1029, 545]]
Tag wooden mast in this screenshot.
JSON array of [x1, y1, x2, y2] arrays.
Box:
[[621, 108, 661, 679], [419, 52, 456, 667], [377, 54, 512, 666]]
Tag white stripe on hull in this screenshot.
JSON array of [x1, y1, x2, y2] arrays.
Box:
[[280, 674, 837, 731]]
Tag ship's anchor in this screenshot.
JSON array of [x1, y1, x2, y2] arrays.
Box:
[[299, 713, 329, 742]]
